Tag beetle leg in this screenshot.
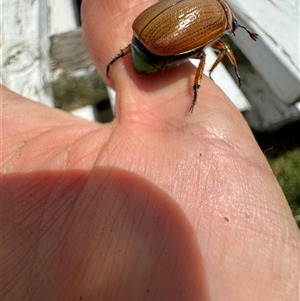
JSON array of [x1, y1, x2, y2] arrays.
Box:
[[106, 44, 132, 78], [190, 53, 206, 114], [210, 39, 241, 87]]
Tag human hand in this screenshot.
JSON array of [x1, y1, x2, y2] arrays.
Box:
[[2, 0, 298, 300]]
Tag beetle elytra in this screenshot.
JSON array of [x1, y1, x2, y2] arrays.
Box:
[[106, 0, 258, 113]]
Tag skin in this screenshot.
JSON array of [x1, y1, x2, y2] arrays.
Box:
[[2, 0, 299, 300]]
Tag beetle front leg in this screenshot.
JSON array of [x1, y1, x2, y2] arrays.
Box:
[[190, 53, 206, 114], [209, 39, 241, 87], [106, 44, 132, 78]]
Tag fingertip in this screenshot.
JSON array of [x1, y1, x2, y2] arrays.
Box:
[[81, 0, 152, 80]]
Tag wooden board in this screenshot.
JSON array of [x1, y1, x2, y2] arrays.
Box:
[[50, 28, 108, 111], [226, 0, 300, 104], [1, 0, 53, 106]]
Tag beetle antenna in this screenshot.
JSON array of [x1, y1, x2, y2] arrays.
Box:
[[238, 25, 259, 41]]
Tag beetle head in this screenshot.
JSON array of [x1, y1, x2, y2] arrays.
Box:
[[220, 0, 258, 41]]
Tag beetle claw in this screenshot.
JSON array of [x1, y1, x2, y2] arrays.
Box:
[[189, 104, 195, 115], [238, 25, 259, 41], [249, 32, 259, 41]]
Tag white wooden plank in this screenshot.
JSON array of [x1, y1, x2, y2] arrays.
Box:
[[107, 87, 116, 114], [48, 0, 78, 35], [1, 0, 53, 106], [71, 106, 96, 122], [226, 0, 300, 104]]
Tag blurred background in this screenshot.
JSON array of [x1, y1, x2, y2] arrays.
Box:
[[2, 0, 299, 226]]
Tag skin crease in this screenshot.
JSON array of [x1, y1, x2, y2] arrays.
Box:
[[2, 0, 299, 300]]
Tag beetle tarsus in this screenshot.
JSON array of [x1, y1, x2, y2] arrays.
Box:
[[106, 44, 132, 78], [106, 52, 123, 78], [189, 85, 199, 114], [190, 54, 206, 114]]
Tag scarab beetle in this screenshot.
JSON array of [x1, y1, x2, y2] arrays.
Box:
[[106, 0, 258, 113]]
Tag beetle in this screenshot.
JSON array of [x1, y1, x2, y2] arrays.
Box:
[[106, 0, 258, 113]]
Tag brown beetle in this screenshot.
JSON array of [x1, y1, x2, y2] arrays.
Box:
[[107, 0, 258, 113]]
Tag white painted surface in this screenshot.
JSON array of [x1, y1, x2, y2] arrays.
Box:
[[1, 0, 95, 122], [107, 87, 116, 114], [71, 105, 96, 122], [1, 0, 53, 106], [48, 0, 78, 35], [226, 0, 300, 104]]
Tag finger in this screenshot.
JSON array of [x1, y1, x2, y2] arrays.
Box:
[[81, 0, 213, 119]]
